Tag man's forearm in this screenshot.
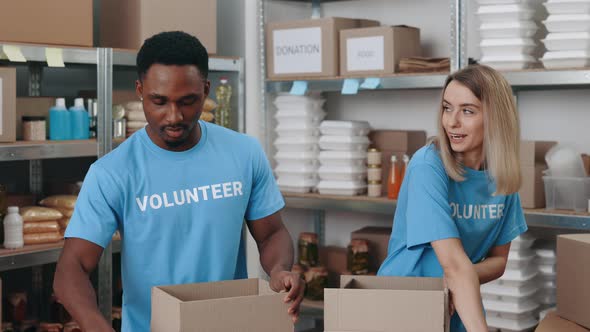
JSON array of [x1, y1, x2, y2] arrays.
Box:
[[258, 227, 294, 276], [474, 256, 507, 284]]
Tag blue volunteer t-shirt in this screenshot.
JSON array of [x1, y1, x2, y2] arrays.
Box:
[[65, 121, 285, 332], [377, 144, 527, 332]]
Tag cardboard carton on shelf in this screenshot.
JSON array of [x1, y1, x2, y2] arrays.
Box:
[[266, 17, 379, 79], [557, 234, 590, 330], [519, 140, 557, 209], [324, 275, 449, 332], [536, 312, 590, 332], [340, 25, 421, 77], [0, 68, 16, 143], [151, 278, 292, 332], [15, 97, 53, 141]]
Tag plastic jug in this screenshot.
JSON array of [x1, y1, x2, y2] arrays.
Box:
[[49, 98, 71, 140], [69, 98, 90, 140]]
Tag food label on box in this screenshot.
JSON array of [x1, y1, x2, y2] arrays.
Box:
[[0, 78, 3, 135], [347, 36, 385, 71], [273, 27, 322, 74]]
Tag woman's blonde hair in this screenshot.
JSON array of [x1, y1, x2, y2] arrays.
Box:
[[434, 64, 522, 195]]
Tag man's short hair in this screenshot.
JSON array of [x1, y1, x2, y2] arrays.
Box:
[[136, 31, 209, 80]]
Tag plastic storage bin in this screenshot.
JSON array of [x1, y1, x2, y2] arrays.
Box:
[[319, 120, 371, 136], [544, 0, 590, 15], [319, 135, 370, 151], [318, 150, 367, 167], [480, 54, 536, 70], [317, 180, 367, 196], [477, 5, 535, 23], [480, 38, 537, 56], [544, 14, 590, 32], [543, 32, 590, 51], [318, 165, 367, 181], [479, 21, 538, 39], [542, 175, 590, 211]]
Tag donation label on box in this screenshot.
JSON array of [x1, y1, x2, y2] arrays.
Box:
[[347, 36, 385, 71], [273, 27, 323, 74]]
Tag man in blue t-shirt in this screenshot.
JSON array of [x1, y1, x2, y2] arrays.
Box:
[[53, 31, 304, 332]]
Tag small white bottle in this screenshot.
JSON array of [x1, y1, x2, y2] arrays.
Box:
[[4, 206, 24, 249]]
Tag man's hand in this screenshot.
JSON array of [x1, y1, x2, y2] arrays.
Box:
[[270, 270, 306, 323]]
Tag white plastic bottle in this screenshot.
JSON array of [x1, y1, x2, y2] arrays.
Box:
[[4, 206, 23, 249]]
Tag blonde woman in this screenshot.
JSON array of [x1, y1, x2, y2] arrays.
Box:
[[377, 65, 526, 332]]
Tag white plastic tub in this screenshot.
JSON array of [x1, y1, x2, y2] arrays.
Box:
[[274, 94, 325, 110], [275, 108, 326, 122], [481, 282, 538, 299], [277, 177, 318, 193], [494, 265, 538, 287], [482, 291, 538, 306], [542, 50, 590, 69], [319, 150, 367, 167], [316, 180, 367, 196], [506, 250, 536, 269], [511, 234, 536, 249], [318, 165, 367, 181], [543, 32, 590, 51], [535, 248, 557, 265], [479, 21, 538, 39], [543, 175, 590, 211], [319, 135, 371, 151], [274, 136, 319, 153], [480, 54, 537, 70], [275, 164, 318, 180], [480, 38, 537, 56], [486, 310, 538, 323], [275, 150, 318, 164], [477, 4, 535, 23], [483, 298, 540, 314], [477, 0, 535, 4], [544, 14, 590, 32], [486, 315, 538, 332], [275, 122, 320, 137], [544, 0, 590, 15], [319, 120, 371, 136]]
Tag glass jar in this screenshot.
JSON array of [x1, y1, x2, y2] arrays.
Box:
[[112, 307, 122, 332], [38, 322, 63, 332], [63, 322, 81, 332], [367, 165, 382, 182], [367, 148, 382, 166], [368, 180, 382, 197], [298, 232, 319, 267], [304, 266, 328, 301], [347, 239, 369, 275], [22, 116, 47, 141], [7, 292, 27, 323]]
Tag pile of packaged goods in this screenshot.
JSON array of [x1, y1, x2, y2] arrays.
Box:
[[317, 120, 371, 196], [542, 0, 590, 69], [483, 233, 540, 332], [477, 0, 540, 70], [535, 242, 557, 312], [273, 94, 325, 193], [293, 232, 329, 301]]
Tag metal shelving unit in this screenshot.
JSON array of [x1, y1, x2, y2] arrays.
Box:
[[0, 140, 99, 161]]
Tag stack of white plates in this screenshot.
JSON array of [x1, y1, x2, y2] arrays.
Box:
[[477, 1, 540, 70], [535, 244, 557, 312], [542, 0, 590, 68], [483, 234, 540, 332], [316, 120, 370, 196], [273, 94, 325, 193]]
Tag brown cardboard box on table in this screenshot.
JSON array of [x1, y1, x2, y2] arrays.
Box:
[[536, 312, 590, 332], [325, 275, 449, 332], [519, 140, 557, 208], [0, 68, 16, 143], [151, 278, 292, 332], [351, 226, 392, 273], [557, 234, 590, 330], [369, 130, 427, 196], [266, 17, 379, 79], [340, 25, 421, 77], [15, 97, 54, 140], [0, 0, 92, 46], [100, 0, 217, 53]]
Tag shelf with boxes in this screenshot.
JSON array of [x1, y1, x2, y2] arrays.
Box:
[[0, 139, 98, 162]]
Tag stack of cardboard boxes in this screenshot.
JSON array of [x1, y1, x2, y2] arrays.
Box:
[[519, 141, 557, 209]]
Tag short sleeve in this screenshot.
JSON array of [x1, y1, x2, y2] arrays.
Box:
[[406, 163, 460, 249], [494, 193, 528, 246], [245, 140, 285, 221], [64, 164, 121, 248]]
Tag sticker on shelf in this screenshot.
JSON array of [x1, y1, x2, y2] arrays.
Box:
[[45, 48, 65, 67], [273, 27, 322, 74], [289, 81, 308, 96], [347, 36, 385, 71], [2, 45, 26, 62], [342, 78, 360, 95], [361, 77, 381, 89]]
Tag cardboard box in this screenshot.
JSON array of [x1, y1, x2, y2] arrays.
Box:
[[340, 25, 421, 76], [266, 17, 379, 79], [369, 130, 427, 195], [0, 0, 92, 46], [0, 68, 16, 143], [351, 227, 392, 273], [520, 164, 547, 208], [100, 0, 217, 53], [325, 275, 449, 332], [151, 278, 292, 332], [557, 234, 590, 329], [520, 140, 557, 167], [536, 312, 590, 332], [319, 246, 348, 287], [15, 97, 53, 140]]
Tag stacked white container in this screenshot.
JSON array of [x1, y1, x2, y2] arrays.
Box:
[[316, 120, 371, 196], [541, 0, 590, 69], [535, 244, 557, 313], [483, 234, 540, 332], [477, 1, 540, 70], [273, 94, 326, 193]]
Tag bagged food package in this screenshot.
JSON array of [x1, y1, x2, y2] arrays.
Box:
[[203, 97, 217, 113], [24, 231, 62, 245], [57, 217, 70, 230], [20, 206, 63, 222], [39, 195, 77, 209], [55, 207, 74, 218], [126, 110, 146, 122], [200, 112, 214, 122], [124, 101, 142, 113], [23, 221, 60, 234]]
